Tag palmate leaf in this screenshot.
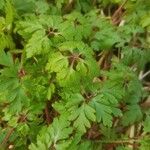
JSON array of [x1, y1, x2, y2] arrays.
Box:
[[64, 93, 96, 133], [0, 50, 13, 66], [60, 12, 91, 40], [0, 14, 14, 50], [58, 41, 99, 78], [106, 61, 143, 104], [89, 94, 122, 127], [25, 30, 51, 58], [46, 41, 99, 88], [29, 114, 73, 150], [35, 0, 49, 14], [0, 33, 15, 50], [0, 0, 15, 50], [90, 18, 121, 50], [88, 75, 123, 127], [58, 41, 93, 56], [90, 98, 112, 126], [121, 105, 143, 126], [5, 0, 14, 26], [45, 51, 75, 87], [94, 30, 120, 50], [69, 103, 96, 133], [53, 93, 83, 114], [103, 60, 133, 83], [0, 51, 19, 93], [46, 51, 68, 74], [58, 68, 81, 89], [0, 51, 29, 114], [59, 41, 99, 75], [53, 93, 96, 133], [16, 16, 51, 58], [124, 78, 142, 104], [16, 15, 63, 58], [0, 73, 18, 94], [16, 20, 43, 40], [103, 61, 142, 104], [0, 75, 29, 115], [122, 47, 147, 69], [101, 81, 124, 103], [38, 15, 63, 29], [8, 87, 29, 113], [47, 114, 72, 150]]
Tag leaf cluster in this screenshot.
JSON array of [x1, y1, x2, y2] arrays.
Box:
[[0, 0, 150, 150]]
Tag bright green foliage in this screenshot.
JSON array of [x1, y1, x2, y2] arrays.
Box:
[[29, 114, 73, 150], [0, 0, 15, 50], [0, 0, 150, 150], [143, 115, 150, 133], [67, 94, 96, 131], [0, 51, 29, 116], [139, 137, 150, 150], [89, 93, 121, 127], [0, 50, 13, 66], [69, 102, 96, 133]]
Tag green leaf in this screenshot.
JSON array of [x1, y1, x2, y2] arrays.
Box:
[[69, 103, 96, 133], [139, 137, 150, 150], [140, 14, 150, 27], [46, 51, 68, 74], [121, 105, 143, 126], [143, 115, 150, 133], [29, 114, 73, 150], [25, 30, 50, 58], [0, 50, 13, 66], [5, 0, 14, 25], [89, 93, 122, 127], [47, 83, 55, 100]]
